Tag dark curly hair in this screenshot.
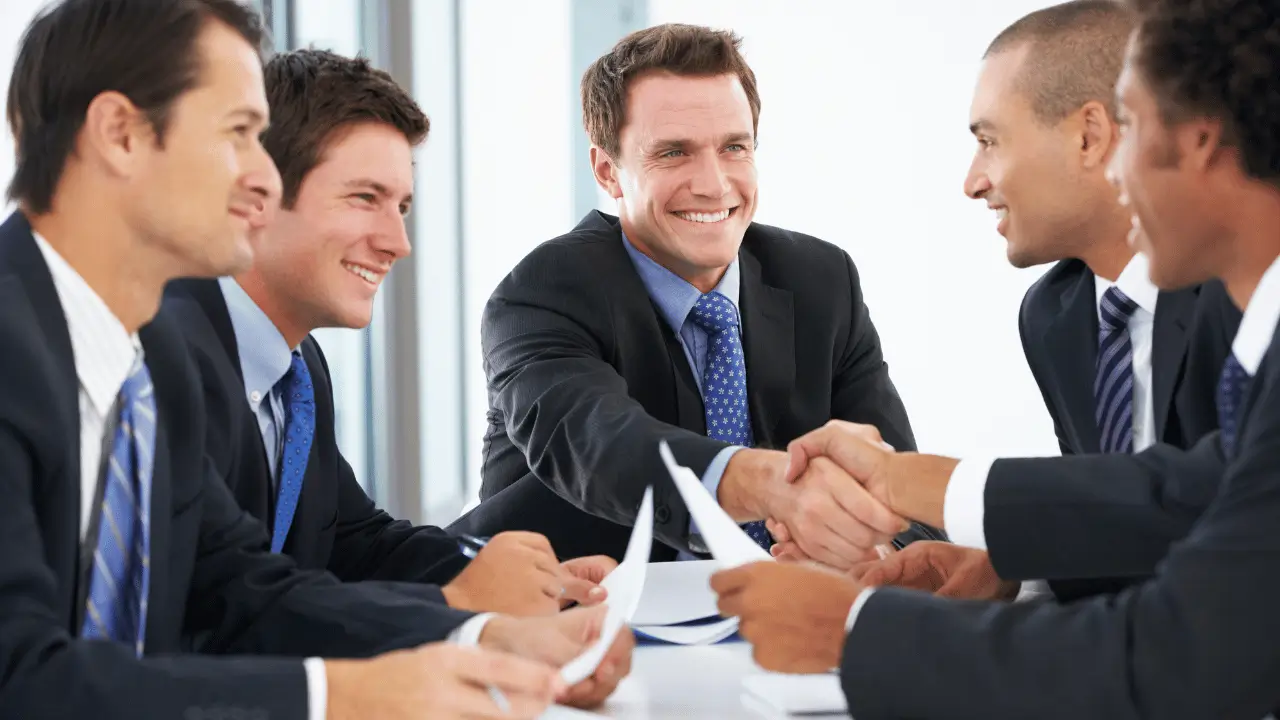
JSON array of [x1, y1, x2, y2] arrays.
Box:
[[1126, 0, 1280, 186]]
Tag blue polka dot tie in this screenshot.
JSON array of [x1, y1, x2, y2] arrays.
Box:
[[1095, 286, 1139, 454], [688, 292, 770, 550], [1217, 353, 1252, 458], [82, 357, 155, 657], [272, 351, 315, 553]]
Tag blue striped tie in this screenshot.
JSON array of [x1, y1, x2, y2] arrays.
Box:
[[1095, 286, 1139, 454], [272, 351, 315, 553], [688, 292, 770, 550], [1216, 354, 1252, 457], [82, 357, 155, 657]]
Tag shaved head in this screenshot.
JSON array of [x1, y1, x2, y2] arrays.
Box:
[[985, 0, 1135, 124]]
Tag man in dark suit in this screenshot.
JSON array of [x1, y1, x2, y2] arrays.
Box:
[[455, 23, 940, 566], [817, 0, 1241, 604], [714, 1, 1280, 715], [161, 47, 620, 622], [0, 2, 623, 718]]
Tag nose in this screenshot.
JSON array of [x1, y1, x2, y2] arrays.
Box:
[[963, 154, 991, 200], [243, 156, 282, 231], [371, 209, 412, 261], [688, 151, 732, 199]]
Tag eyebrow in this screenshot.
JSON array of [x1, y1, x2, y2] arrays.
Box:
[[647, 132, 755, 154], [969, 119, 996, 136], [343, 178, 413, 205], [227, 107, 267, 125]]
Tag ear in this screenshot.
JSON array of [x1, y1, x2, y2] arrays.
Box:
[[81, 90, 151, 179], [1078, 100, 1116, 171], [589, 145, 623, 200], [1177, 117, 1224, 173]]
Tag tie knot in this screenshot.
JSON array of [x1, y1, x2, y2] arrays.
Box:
[[689, 292, 740, 334], [277, 351, 314, 402], [1099, 286, 1139, 332]]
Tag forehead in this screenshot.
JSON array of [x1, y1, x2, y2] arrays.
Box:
[[187, 19, 266, 110], [309, 122, 415, 189], [970, 45, 1035, 125], [621, 72, 754, 144]]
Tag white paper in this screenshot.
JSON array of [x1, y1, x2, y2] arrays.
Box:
[[559, 486, 653, 684], [659, 441, 771, 568], [537, 704, 608, 719], [631, 560, 721, 626], [633, 616, 741, 645], [741, 673, 848, 716]]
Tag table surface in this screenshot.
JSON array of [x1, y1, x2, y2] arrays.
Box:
[[542, 641, 850, 720]]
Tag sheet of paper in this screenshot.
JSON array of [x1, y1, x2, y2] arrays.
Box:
[[631, 559, 721, 626], [633, 616, 740, 645], [538, 704, 608, 719], [659, 441, 771, 568], [559, 486, 653, 684], [741, 673, 848, 716]]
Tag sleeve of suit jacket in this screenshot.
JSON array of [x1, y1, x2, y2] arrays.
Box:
[[840, 407, 1280, 720], [828, 251, 944, 544], [982, 432, 1225, 581], [0, 429, 314, 719], [484, 241, 730, 551], [308, 341, 469, 589]]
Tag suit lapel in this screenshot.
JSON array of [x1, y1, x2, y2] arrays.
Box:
[[1041, 269, 1102, 453], [168, 278, 243, 378], [738, 247, 795, 450], [1150, 287, 1197, 439], [145, 393, 172, 644]]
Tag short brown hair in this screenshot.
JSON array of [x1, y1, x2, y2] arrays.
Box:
[[6, 0, 266, 214], [262, 49, 428, 209], [580, 23, 760, 159], [985, 0, 1135, 124]]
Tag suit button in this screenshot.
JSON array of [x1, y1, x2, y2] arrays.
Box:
[[655, 505, 671, 524]]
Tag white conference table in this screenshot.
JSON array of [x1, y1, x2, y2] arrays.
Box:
[[542, 641, 849, 719]]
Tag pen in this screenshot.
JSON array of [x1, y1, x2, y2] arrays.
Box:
[[488, 685, 512, 713]]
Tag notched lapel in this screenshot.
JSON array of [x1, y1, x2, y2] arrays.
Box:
[[1040, 271, 1101, 453], [738, 250, 795, 450], [1151, 288, 1196, 439]]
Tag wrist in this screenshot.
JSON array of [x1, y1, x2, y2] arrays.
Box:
[[475, 614, 514, 652], [441, 581, 474, 611], [322, 658, 358, 720], [875, 453, 957, 528], [717, 448, 787, 521]]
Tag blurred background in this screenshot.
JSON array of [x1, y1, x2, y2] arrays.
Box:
[[1, 0, 1064, 526]]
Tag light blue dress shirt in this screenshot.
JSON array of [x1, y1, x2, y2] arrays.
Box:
[[620, 233, 747, 550], [219, 276, 294, 481]]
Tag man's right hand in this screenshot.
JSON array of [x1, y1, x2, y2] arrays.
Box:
[[852, 541, 1019, 600], [324, 643, 564, 720], [442, 531, 564, 616]]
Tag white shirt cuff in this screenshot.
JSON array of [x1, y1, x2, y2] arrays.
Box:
[[448, 613, 496, 647], [844, 587, 875, 633], [303, 657, 327, 720], [943, 457, 994, 550]]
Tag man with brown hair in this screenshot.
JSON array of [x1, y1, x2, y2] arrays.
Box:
[[456, 23, 941, 564], [159, 48, 631, 709]]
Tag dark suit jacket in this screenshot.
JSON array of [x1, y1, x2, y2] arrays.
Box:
[[1017, 259, 1241, 600], [0, 213, 472, 720], [841, 319, 1280, 718], [160, 279, 470, 592], [454, 210, 936, 561]]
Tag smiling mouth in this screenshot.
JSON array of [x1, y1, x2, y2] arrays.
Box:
[[342, 262, 383, 285], [672, 207, 737, 224]]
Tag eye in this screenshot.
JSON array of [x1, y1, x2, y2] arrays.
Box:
[[233, 124, 253, 138], [352, 193, 377, 204], [977, 137, 995, 150], [725, 144, 748, 152], [661, 149, 685, 158]]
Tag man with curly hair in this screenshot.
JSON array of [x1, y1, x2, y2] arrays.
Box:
[[711, 0, 1280, 717]]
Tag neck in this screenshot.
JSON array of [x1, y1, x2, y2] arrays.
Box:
[[620, 219, 729, 294], [1076, 199, 1136, 282], [233, 268, 311, 348], [27, 202, 174, 334], [1219, 189, 1280, 311]]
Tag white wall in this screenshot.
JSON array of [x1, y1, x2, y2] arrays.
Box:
[[1, 0, 50, 217]]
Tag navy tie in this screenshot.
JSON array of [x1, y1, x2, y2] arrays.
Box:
[[82, 357, 155, 657], [1095, 286, 1140, 454], [1217, 354, 1252, 457], [272, 352, 316, 553], [688, 292, 770, 550]]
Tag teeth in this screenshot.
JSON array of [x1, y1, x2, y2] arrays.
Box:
[[676, 209, 731, 224], [995, 208, 1008, 220], [343, 262, 379, 283]]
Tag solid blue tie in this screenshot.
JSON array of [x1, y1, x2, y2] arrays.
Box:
[[272, 351, 316, 553], [82, 357, 155, 658], [688, 292, 770, 550], [1095, 286, 1140, 454], [1217, 353, 1252, 458]]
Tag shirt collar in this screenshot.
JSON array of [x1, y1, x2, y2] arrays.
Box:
[[32, 231, 141, 418], [1232, 253, 1280, 376], [1093, 252, 1160, 320], [620, 230, 741, 334], [219, 276, 293, 407]]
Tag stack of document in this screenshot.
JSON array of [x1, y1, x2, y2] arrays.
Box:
[[741, 672, 848, 717], [630, 560, 740, 644]]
